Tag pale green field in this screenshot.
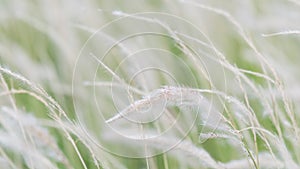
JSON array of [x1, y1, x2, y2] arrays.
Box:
[[1, 0, 300, 169]]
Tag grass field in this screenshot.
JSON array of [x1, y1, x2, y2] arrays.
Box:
[[1, 0, 300, 169]]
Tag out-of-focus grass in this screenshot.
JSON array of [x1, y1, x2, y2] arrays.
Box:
[[1, 0, 300, 169]]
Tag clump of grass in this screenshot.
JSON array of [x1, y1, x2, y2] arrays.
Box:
[[1, 0, 300, 169]]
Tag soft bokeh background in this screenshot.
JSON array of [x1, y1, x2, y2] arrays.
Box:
[[1, 0, 300, 169]]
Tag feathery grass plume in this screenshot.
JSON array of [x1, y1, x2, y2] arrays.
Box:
[[0, 67, 89, 169], [0, 107, 71, 169]]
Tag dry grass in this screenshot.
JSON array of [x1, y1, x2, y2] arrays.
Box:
[[1, 0, 300, 169]]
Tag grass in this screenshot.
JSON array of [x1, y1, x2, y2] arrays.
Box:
[[1, 0, 300, 169]]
